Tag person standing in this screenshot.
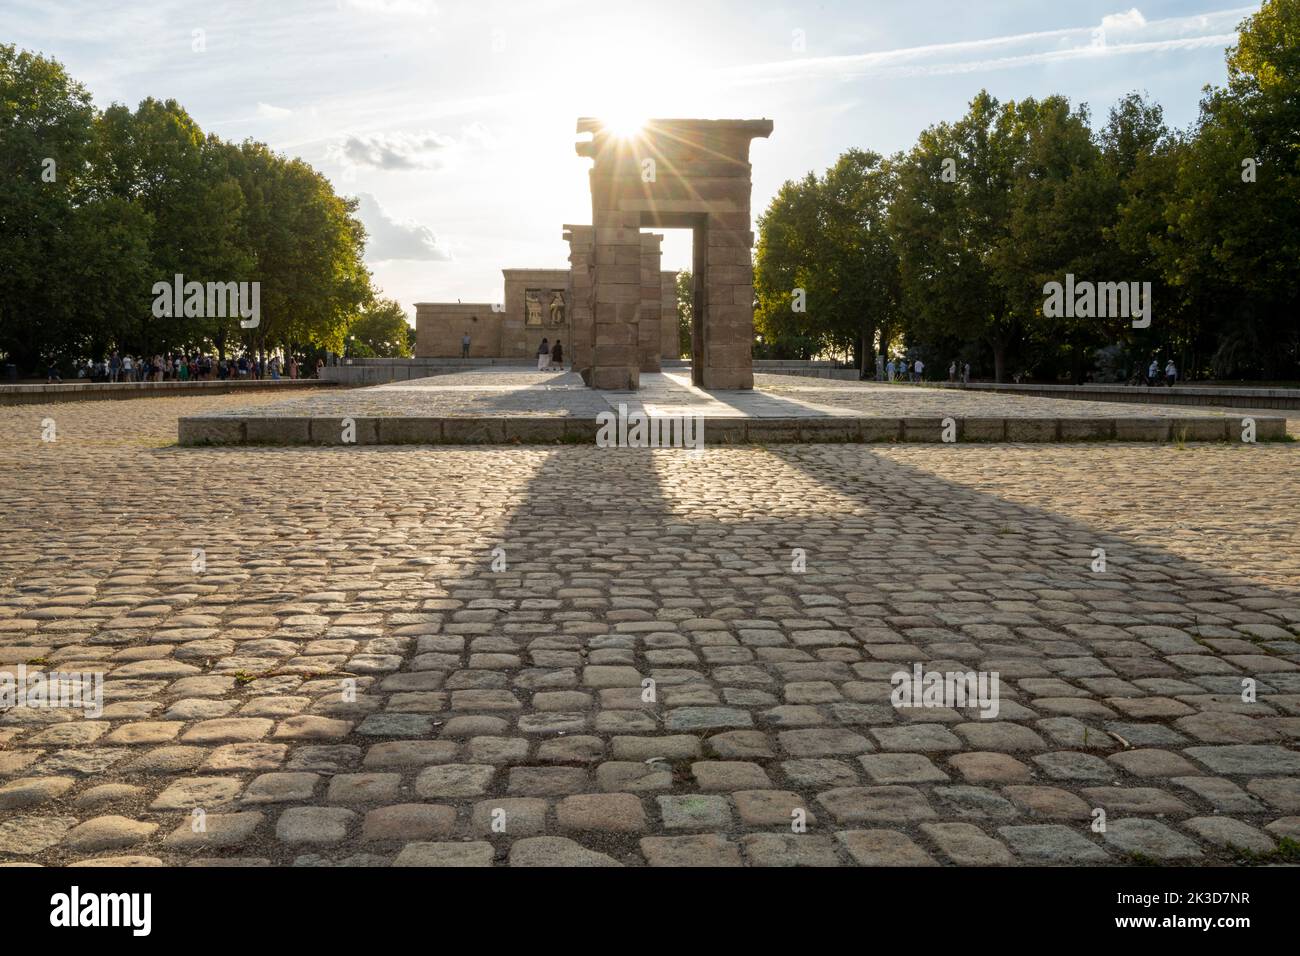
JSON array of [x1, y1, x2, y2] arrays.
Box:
[[948, 360, 956, 383], [914, 358, 924, 383], [886, 359, 895, 382], [962, 362, 970, 384], [1147, 357, 1158, 386], [536, 337, 550, 371], [550, 339, 563, 370], [461, 332, 471, 359], [1165, 359, 1177, 387]]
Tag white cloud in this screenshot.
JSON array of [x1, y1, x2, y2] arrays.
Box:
[[718, 6, 1250, 85], [256, 102, 292, 119], [342, 0, 436, 16], [356, 192, 452, 262], [330, 131, 455, 170], [1102, 8, 1148, 31], [327, 125, 498, 170]]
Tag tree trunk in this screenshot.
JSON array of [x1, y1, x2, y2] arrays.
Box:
[[992, 339, 1006, 383]]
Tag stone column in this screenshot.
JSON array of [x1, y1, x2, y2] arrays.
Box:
[[563, 225, 594, 376], [703, 204, 756, 389], [638, 233, 664, 373], [593, 210, 642, 390]]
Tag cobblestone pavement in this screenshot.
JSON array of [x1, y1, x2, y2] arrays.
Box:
[[182, 368, 1298, 425], [1, 393, 1297, 866]]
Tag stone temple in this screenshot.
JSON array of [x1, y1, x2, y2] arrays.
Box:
[[416, 117, 773, 390]]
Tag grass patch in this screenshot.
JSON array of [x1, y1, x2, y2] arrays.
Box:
[[1233, 836, 1300, 865]]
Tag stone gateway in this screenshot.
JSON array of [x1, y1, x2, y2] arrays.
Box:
[[415, 117, 772, 390]]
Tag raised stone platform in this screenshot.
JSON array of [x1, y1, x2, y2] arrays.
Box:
[[177, 369, 1289, 445]]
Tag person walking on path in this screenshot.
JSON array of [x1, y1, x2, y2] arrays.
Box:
[[550, 339, 563, 370], [536, 337, 550, 371]]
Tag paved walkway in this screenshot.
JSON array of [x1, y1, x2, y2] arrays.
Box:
[[0, 393, 1297, 866]]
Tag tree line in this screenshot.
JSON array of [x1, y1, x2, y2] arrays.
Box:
[[0, 43, 413, 376], [753, 0, 1299, 383]]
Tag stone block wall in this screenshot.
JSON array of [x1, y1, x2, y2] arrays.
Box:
[[416, 268, 570, 360], [563, 225, 595, 374], [639, 233, 664, 373], [414, 303, 501, 357]]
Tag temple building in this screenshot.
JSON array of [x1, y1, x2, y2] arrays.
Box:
[[417, 117, 772, 389]]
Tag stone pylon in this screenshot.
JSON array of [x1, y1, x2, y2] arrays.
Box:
[[575, 118, 773, 390]]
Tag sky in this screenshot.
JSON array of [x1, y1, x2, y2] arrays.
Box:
[[6, 0, 1261, 324]]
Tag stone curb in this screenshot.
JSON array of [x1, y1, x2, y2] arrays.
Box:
[[1, 380, 334, 406], [936, 381, 1300, 410], [177, 415, 1290, 446]]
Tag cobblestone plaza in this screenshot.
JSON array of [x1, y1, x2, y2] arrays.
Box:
[[1, 382, 1297, 867]]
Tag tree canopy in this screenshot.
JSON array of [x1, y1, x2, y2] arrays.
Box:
[[753, 0, 1300, 382], [0, 43, 399, 374]]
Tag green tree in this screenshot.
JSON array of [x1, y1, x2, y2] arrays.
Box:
[[225, 141, 371, 360], [87, 99, 249, 354], [675, 269, 692, 359], [754, 173, 825, 358], [347, 297, 412, 357], [1161, 0, 1300, 379], [889, 91, 1020, 380], [995, 95, 1114, 382], [0, 44, 95, 370]]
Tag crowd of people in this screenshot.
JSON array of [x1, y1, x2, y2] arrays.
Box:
[[68, 351, 313, 384], [864, 352, 1178, 388], [875, 356, 942, 384]]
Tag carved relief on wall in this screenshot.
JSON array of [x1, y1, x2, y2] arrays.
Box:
[[525, 291, 544, 327], [525, 289, 566, 327]]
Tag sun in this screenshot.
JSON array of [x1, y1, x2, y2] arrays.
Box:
[[604, 111, 648, 139]]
